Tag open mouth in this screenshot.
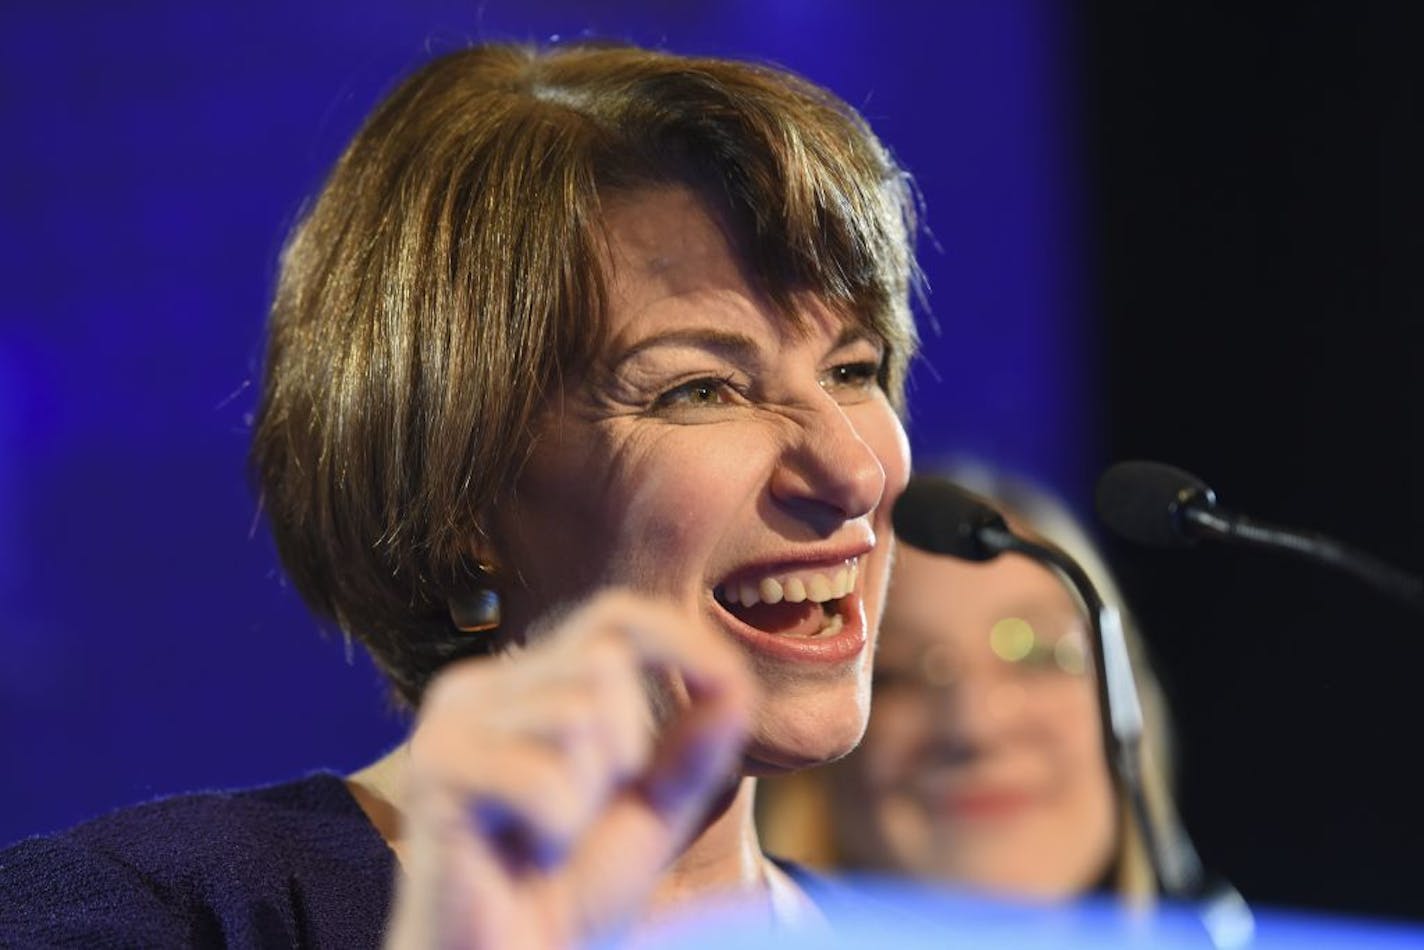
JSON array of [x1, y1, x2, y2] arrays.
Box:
[[713, 559, 858, 638]]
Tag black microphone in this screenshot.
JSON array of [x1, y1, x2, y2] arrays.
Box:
[[1094, 460, 1216, 548], [1096, 460, 1424, 613], [891, 476, 1016, 562]]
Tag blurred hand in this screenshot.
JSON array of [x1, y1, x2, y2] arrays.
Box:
[[385, 590, 755, 950]]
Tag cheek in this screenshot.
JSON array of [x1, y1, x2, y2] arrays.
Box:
[[1048, 691, 1120, 882], [611, 428, 777, 575], [1060, 683, 1109, 763], [614, 442, 751, 554], [1044, 685, 1115, 810]]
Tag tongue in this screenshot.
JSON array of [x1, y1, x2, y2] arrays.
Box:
[[727, 599, 826, 637]]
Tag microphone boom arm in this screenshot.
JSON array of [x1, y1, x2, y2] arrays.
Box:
[[1184, 507, 1424, 613]]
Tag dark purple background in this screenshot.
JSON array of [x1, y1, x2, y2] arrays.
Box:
[[0, 1, 1087, 848]]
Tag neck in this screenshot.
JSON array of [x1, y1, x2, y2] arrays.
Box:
[[641, 776, 766, 917]]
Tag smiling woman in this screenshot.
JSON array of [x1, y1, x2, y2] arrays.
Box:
[[0, 41, 919, 947], [488, 186, 910, 778]]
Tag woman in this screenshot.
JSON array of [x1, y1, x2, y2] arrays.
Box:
[[758, 466, 1177, 904], [0, 42, 918, 947]]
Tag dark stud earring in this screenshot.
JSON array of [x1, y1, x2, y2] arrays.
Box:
[[449, 588, 500, 634]]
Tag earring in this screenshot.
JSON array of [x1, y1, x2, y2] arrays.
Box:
[[449, 588, 501, 634]]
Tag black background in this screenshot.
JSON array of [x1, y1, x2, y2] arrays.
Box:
[[1085, 1, 1424, 921]]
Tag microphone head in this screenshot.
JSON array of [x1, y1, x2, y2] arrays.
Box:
[[892, 475, 1011, 562], [1095, 460, 1218, 548]]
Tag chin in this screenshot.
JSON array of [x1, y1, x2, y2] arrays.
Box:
[[741, 685, 869, 775]]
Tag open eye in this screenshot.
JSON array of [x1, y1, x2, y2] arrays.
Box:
[[652, 375, 740, 411], [819, 359, 883, 400]]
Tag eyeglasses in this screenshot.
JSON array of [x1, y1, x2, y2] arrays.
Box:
[[872, 616, 1089, 694]]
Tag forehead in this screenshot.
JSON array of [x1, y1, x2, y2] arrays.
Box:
[[597, 185, 868, 346], [601, 187, 754, 335], [602, 187, 741, 291], [881, 545, 1082, 650]]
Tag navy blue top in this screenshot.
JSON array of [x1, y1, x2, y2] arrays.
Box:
[[0, 772, 836, 948], [0, 772, 395, 948]]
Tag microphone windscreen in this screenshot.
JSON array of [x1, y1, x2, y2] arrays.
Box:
[[892, 476, 1008, 562], [1095, 460, 1213, 548]]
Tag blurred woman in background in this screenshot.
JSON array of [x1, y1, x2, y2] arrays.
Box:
[[758, 463, 1178, 903]]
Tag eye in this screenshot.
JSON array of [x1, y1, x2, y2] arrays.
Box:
[[652, 375, 740, 411], [819, 359, 883, 400], [1014, 642, 1067, 672], [990, 617, 1089, 677], [1048, 634, 1089, 676]]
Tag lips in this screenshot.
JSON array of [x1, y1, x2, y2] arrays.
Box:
[[713, 556, 859, 638], [910, 769, 1043, 821], [709, 553, 869, 663], [936, 787, 1039, 820]]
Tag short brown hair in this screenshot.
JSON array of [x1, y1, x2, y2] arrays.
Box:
[[251, 42, 920, 705]]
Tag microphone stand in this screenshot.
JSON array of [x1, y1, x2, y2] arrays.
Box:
[[978, 525, 1255, 949]]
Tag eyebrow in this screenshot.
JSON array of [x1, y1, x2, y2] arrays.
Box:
[[610, 329, 761, 373], [609, 322, 880, 373], [832, 323, 883, 351]]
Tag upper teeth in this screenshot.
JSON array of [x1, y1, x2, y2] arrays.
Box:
[[719, 560, 859, 608]]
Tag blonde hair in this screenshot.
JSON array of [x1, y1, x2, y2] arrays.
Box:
[[251, 42, 919, 705], [758, 462, 1177, 902]]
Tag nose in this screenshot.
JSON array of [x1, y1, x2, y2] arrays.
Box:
[[929, 668, 1030, 760], [769, 392, 887, 531]]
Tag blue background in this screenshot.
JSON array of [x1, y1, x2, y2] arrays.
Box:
[[0, 1, 1087, 847]]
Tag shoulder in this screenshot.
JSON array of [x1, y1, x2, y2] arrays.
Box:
[[0, 771, 393, 948]]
